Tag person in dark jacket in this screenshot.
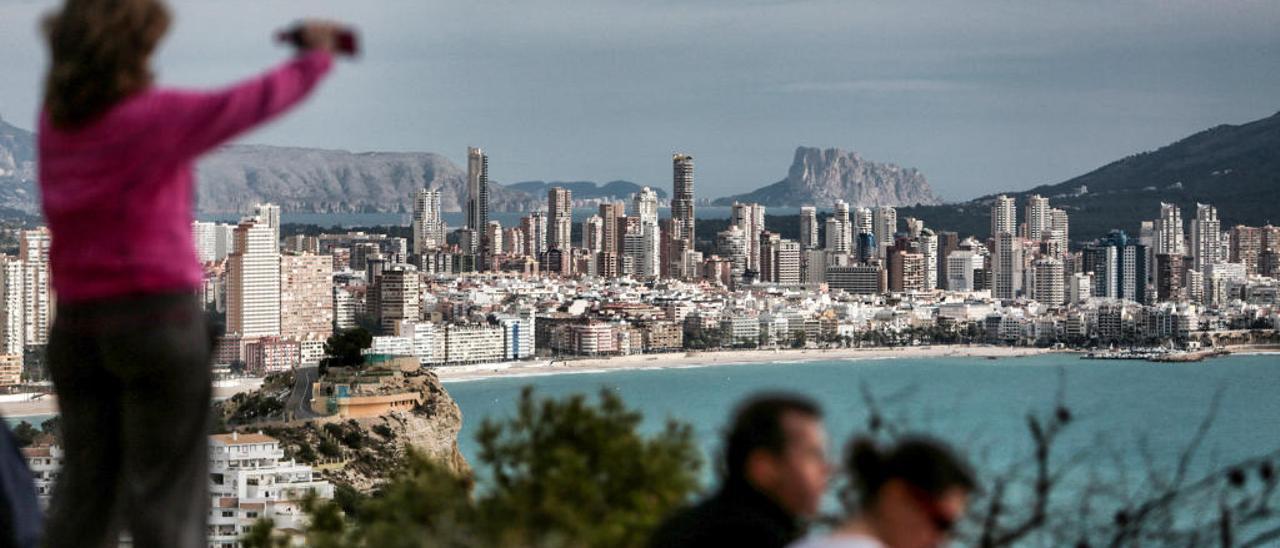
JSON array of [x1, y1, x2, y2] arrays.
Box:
[[651, 393, 830, 548], [0, 421, 40, 548]]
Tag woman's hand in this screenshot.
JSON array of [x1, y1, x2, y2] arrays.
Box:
[[282, 19, 354, 55]]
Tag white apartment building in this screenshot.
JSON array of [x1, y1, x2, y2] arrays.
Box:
[[368, 335, 415, 357], [227, 219, 280, 338], [22, 444, 62, 508], [394, 320, 438, 364], [799, 207, 819, 250], [208, 432, 333, 547], [412, 188, 446, 254], [633, 188, 662, 278], [1032, 257, 1065, 306], [378, 265, 420, 334], [333, 286, 358, 331], [0, 255, 25, 360], [945, 250, 983, 292], [993, 232, 1023, 301], [720, 316, 761, 346], [280, 254, 334, 341], [990, 195, 1016, 239], [443, 324, 505, 364], [19, 228, 50, 348], [1026, 194, 1050, 241]]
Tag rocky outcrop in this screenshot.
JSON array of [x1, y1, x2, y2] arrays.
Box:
[[713, 146, 940, 208], [217, 370, 468, 493]]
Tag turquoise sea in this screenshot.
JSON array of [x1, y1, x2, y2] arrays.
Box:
[[445, 353, 1280, 492]]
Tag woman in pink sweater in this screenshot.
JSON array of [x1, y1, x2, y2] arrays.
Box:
[[37, 0, 345, 545]]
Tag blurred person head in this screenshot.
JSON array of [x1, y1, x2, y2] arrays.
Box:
[[42, 0, 172, 129], [724, 393, 830, 518], [845, 436, 977, 548]]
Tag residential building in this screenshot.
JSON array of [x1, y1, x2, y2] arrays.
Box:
[[227, 218, 280, 337]]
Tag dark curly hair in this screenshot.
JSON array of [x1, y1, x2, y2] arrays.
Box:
[[43, 0, 171, 129]]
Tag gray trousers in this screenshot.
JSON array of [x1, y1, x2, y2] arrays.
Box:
[[43, 293, 213, 548]]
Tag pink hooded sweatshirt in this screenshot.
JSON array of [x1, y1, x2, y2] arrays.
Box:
[[38, 50, 332, 303]]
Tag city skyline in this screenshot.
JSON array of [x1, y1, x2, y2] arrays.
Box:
[[2, 1, 1279, 201], [5, 2, 1279, 545]]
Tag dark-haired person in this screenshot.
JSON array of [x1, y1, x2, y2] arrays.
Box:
[[37, 1, 348, 545], [791, 436, 977, 548], [650, 393, 831, 548]]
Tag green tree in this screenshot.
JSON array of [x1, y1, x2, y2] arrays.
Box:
[[320, 327, 373, 374], [473, 387, 701, 547], [295, 387, 702, 547], [11, 421, 38, 447], [39, 416, 62, 443]]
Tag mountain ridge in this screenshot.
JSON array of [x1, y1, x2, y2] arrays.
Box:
[[894, 109, 1280, 242]]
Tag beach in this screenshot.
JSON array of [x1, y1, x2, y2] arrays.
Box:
[[432, 344, 1066, 382]]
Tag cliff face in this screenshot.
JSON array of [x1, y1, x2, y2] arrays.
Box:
[[195, 144, 540, 214], [0, 117, 38, 218], [713, 146, 940, 208], [219, 370, 469, 493], [0, 117, 544, 216]]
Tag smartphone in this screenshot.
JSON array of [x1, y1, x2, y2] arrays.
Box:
[[278, 25, 359, 57]]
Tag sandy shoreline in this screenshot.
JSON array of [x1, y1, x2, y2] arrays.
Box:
[[6, 344, 1270, 417], [433, 345, 1069, 383], [0, 346, 1054, 418]]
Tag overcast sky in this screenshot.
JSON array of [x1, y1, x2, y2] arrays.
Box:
[[2, 0, 1278, 201]]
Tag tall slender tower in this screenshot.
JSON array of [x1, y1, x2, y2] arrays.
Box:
[[412, 189, 445, 254], [599, 202, 626, 278], [547, 187, 573, 251], [227, 218, 281, 337], [18, 229, 50, 348], [1154, 202, 1185, 256], [0, 255, 24, 360], [582, 214, 604, 253], [873, 206, 897, 258], [799, 206, 819, 250], [993, 231, 1022, 301], [254, 203, 281, 249], [1026, 194, 1050, 241], [990, 195, 1016, 239], [521, 213, 547, 259], [633, 187, 661, 278], [671, 153, 695, 245], [826, 200, 852, 254], [731, 202, 766, 272], [1049, 208, 1070, 254], [466, 147, 490, 262], [1190, 203, 1220, 273]]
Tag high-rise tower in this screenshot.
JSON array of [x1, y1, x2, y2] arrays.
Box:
[[547, 187, 573, 251], [671, 153, 695, 245], [466, 147, 490, 266]]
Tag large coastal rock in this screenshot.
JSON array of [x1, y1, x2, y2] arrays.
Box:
[[713, 146, 941, 208], [217, 370, 469, 493]]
